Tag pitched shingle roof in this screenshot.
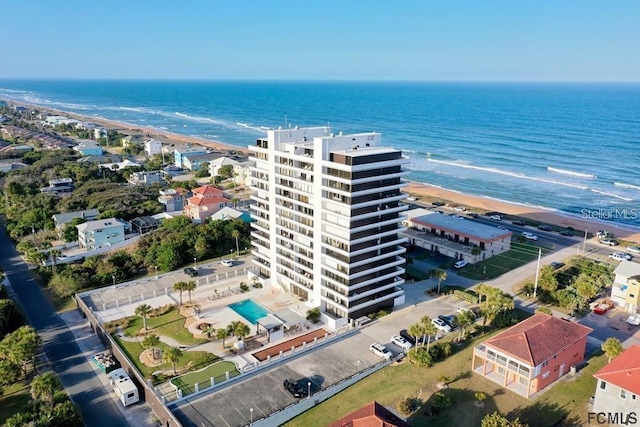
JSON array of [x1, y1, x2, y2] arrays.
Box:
[[329, 401, 409, 427], [594, 345, 640, 395], [192, 185, 224, 197], [485, 313, 592, 366], [187, 196, 228, 207]]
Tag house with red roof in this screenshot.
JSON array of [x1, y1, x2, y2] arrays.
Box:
[[472, 313, 592, 398], [329, 401, 409, 427], [183, 185, 229, 223], [592, 345, 640, 425]]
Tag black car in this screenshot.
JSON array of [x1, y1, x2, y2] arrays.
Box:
[[432, 201, 446, 207], [183, 267, 198, 277], [559, 230, 573, 236], [537, 224, 553, 231], [550, 262, 565, 270], [512, 220, 526, 226], [466, 212, 479, 218], [399, 329, 417, 346], [283, 379, 306, 398], [438, 315, 459, 331]]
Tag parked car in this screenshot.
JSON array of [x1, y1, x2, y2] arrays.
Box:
[[453, 206, 467, 212], [600, 239, 619, 246], [432, 201, 446, 207], [512, 219, 526, 226], [283, 379, 306, 398], [627, 313, 640, 326], [628, 246, 640, 254], [489, 215, 502, 221], [457, 306, 477, 319], [221, 259, 234, 267], [466, 212, 479, 218], [399, 329, 417, 346], [497, 225, 507, 230], [559, 230, 574, 236], [593, 301, 614, 315], [522, 232, 538, 241], [438, 315, 459, 331], [453, 260, 468, 269], [550, 262, 565, 270], [537, 224, 553, 231], [597, 230, 614, 239], [609, 252, 632, 261], [432, 318, 452, 333], [391, 335, 413, 351], [406, 196, 417, 201], [183, 267, 198, 277], [370, 342, 393, 360]]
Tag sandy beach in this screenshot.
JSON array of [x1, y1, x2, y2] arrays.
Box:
[[405, 181, 640, 243], [5, 98, 639, 244]]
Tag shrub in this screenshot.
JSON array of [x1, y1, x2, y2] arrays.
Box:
[[240, 283, 250, 292], [397, 396, 419, 415], [453, 289, 479, 304]]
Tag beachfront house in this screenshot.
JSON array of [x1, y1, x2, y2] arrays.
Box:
[[610, 260, 640, 314], [121, 135, 143, 148], [183, 184, 230, 223], [74, 141, 103, 156], [402, 208, 512, 264], [52, 208, 100, 230], [40, 178, 74, 196], [174, 146, 207, 169], [77, 218, 125, 251], [144, 139, 162, 156], [472, 313, 592, 398], [592, 344, 640, 425], [158, 188, 190, 212]]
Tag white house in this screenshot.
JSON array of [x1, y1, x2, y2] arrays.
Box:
[[144, 139, 163, 156], [610, 260, 640, 314]]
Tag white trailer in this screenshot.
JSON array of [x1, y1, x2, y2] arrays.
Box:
[[108, 368, 139, 407]]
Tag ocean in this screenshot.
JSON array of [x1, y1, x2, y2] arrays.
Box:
[[1, 80, 639, 228]]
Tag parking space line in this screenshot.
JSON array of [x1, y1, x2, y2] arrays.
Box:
[[217, 414, 231, 427]]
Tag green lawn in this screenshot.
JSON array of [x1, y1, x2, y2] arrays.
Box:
[[114, 336, 218, 382], [285, 331, 604, 427], [0, 380, 31, 425], [170, 360, 240, 395], [458, 242, 551, 280], [123, 307, 207, 346]]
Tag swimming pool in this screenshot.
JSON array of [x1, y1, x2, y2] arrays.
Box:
[[227, 299, 269, 324]]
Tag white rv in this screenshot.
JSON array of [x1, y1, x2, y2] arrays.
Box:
[[108, 368, 139, 407]]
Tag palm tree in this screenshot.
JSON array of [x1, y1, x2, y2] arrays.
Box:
[[602, 337, 623, 362], [234, 322, 251, 342], [142, 333, 161, 360], [135, 304, 152, 331], [429, 269, 447, 294], [216, 328, 230, 348], [30, 371, 60, 407], [408, 323, 424, 347], [163, 346, 183, 374], [420, 316, 438, 350], [456, 310, 476, 341], [471, 246, 482, 262], [202, 324, 216, 339], [173, 281, 186, 306], [184, 281, 197, 304], [231, 229, 240, 257], [475, 283, 491, 305]]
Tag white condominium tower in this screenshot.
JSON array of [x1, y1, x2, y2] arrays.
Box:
[[249, 126, 409, 324]]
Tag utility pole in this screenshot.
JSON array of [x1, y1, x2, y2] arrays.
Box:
[[533, 248, 542, 298]]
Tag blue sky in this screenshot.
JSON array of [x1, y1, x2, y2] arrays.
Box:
[[3, 1, 639, 81]]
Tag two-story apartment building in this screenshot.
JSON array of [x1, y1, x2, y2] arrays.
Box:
[[403, 209, 512, 264], [209, 156, 255, 186], [127, 170, 164, 186], [610, 260, 640, 314], [40, 178, 74, 196], [248, 126, 409, 326], [182, 153, 219, 172], [183, 185, 229, 223], [472, 313, 592, 398], [77, 218, 125, 251], [144, 139, 162, 156], [593, 345, 640, 426]]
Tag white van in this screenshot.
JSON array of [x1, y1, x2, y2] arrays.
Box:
[[108, 368, 139, 407]]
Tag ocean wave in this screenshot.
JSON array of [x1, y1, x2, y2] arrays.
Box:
[[236, 122, 268, 133], [590, 188, 634, 202], [175, 112, 223, 124], [427, 158, 589, 190], [120, 106, 158, 115], [547, 167, 597, 179], [615, 182, 640, 191]]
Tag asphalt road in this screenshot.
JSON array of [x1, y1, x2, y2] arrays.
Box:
[[0, 223, 129, 427]]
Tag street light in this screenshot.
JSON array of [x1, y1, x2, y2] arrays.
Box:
[[582, 228, 590, 255], [112, 274, 116, 287], [154, 265, 158, 280], [250, 408, 253, 424], [307, 381, 311, 399], [194, 257, 197, 270], [357, 359, 361, 373]]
